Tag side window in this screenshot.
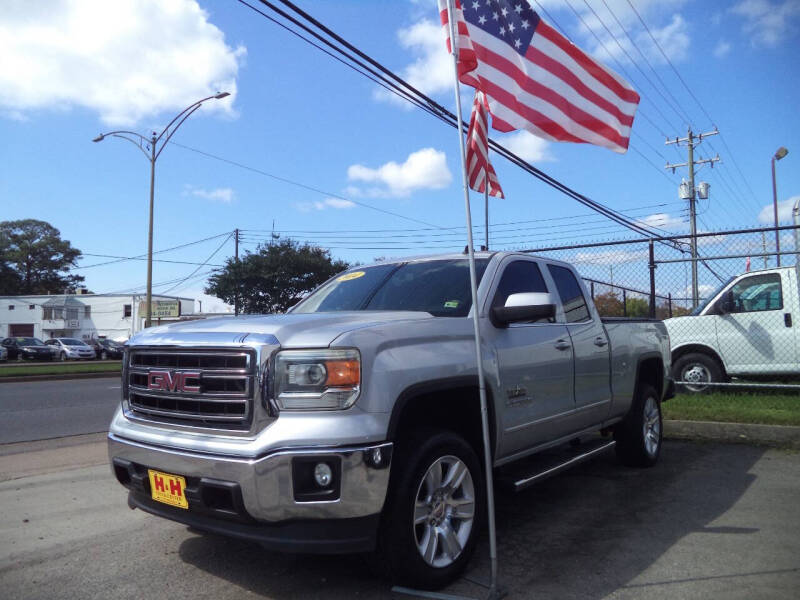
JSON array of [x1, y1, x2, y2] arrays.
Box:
[[547, 264, 591, 323], [123, 304, 132, 318], [492, 261, 551, 324], [729, 273, 782, 313]]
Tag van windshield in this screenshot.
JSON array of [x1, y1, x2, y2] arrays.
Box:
[[292, 259, 489, 317], [691, 277, 735, 315]]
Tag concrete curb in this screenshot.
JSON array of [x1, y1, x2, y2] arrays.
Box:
[[0, 372, 120, 384], [665, 419, 800, 449]]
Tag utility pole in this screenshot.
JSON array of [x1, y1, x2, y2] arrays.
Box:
[[234, 228, 240, 317], [762, 232, 769, 269], [665, 128, 720, 308]]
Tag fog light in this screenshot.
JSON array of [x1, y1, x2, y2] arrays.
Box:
[[314, 462, 332, 487], [371, 447, 382, 466]]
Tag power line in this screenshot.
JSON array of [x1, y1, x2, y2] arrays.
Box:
[[80, 253, 224, 268], [77, 232, 232, 269], [159, 233, 232, 295]]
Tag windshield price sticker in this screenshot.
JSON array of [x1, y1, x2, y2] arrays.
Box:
[[338, 271, 365, 282], [444, 300, 460, 308]]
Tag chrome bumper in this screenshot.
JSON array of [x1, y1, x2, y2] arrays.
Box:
[[108, 433, 392, 522]]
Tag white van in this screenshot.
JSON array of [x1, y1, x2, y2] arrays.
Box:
[[664, 266, 798, 391]]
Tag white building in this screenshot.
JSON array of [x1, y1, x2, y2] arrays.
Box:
[[0, 293, 194, 342]]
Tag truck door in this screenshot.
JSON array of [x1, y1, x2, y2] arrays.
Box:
[[716, 271, 797, 374], [484, 258, 575, 459], [546, 264, 612, 429]]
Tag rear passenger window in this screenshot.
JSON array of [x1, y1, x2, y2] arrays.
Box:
[[492, 261, 548, 309], [547, 264, 591, 323]]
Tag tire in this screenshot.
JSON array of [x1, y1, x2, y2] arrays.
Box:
[[672, 352, 724, 394], [59, 351, 66, 362], [377, 429, 484, 590], [615, 383, 662, 468], [101, 351, 107, 360]]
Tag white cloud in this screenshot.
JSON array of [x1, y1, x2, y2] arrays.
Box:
[[758, 195, 800, 223], [0, 0, 244, 125], [634, 14, 690, 64], [374, 19, 452, 107], [731, 0, 800, 46], [347, 148, 452, 197], [500, 131, 554, 162], [713, 40, 732, 57], [296, 198, 356, 212], [184, 186, 235, 204], [189, 292, 233, 314], [635, 212, 688, 231]]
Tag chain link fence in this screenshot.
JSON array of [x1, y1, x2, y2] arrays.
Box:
[[528, 224, 800, 423]]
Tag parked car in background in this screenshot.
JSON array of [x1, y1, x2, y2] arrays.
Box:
[[90, 338, 125, 360], [664, 265, 798, 392], [1, 337, 54, 361], [0, 345, 7, 362], [44, 338, 96, 361]]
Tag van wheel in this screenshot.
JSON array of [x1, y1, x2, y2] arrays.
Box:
[[615, 384, 662, 468], [673, 352, 723, 393], [377, 429, 483, 590]]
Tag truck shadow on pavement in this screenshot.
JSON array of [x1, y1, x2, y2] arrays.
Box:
[[177, 440, 764, 599]]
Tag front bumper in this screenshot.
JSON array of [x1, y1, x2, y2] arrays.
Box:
[[108, 434, 392, 553]]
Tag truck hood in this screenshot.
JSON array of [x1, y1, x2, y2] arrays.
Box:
[[128, 311, 434, 348]]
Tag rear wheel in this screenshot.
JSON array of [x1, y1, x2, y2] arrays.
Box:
[[615, 383, 662, 467], [101, 351, 107, 360], [377, 429, 483, 590], [673, 352, 724, 393], [59, 351, 66, 362]]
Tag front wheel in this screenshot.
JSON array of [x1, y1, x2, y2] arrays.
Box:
[[673, 352, 724, 393], [59, 351, 66, 362], [378, 429, 483, 590], [615, 384, 662, 467]]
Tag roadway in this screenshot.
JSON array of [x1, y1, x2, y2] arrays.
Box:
[[0, 377, 120, 444], [0, 439, 797, 599]]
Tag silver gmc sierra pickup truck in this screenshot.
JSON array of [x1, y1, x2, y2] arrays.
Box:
[[108, 251, 673, 589]]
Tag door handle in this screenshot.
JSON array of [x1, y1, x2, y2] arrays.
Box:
[[785, 313, 793, 328], [554, 339, 571, 351], [594, 336, 608, 347]]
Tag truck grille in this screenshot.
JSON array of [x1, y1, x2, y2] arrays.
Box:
[[126, 350, 255, 428]]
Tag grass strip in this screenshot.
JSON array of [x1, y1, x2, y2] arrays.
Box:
[[0, 362, 121, 377], [664, 392, 800, 426]]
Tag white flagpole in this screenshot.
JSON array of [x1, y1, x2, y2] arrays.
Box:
[[445, 1, 499, 594], [485, 185, 489, 250]]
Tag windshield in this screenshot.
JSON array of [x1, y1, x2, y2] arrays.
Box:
[[690, 276, 735, 315], [16, 337, 44, 346], [293, 259, 490, 317], [60, 338, 86, 346]]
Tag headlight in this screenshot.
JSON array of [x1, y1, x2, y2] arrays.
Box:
[[273, 349, 360, 410]]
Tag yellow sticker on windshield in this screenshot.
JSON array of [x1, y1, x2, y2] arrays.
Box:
[[444, 300, 460, 308], [338, 271, 365, 282]]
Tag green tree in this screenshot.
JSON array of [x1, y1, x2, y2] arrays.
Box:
[[205, 239, 349, 314], [625, 296, 650, 317], [0, 219, 84, 295], [593, 291, 624, 317]]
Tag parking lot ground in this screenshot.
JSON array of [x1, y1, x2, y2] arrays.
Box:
[[0, 440, 797, 599]]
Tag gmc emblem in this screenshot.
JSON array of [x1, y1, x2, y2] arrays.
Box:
[[147, 370, 201, 393]]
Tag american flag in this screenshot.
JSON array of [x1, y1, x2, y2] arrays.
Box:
[[439, 0, 640, 153], [466, 91, 504, 198]]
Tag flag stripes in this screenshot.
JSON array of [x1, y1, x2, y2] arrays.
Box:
[[466, 91, 504, 198]]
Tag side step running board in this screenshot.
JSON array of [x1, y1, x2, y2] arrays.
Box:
[[507, 439, 616, 492]]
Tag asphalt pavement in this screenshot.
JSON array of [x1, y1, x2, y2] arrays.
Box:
[[0, 439, 797, 599], [0, 377, 120, 443]]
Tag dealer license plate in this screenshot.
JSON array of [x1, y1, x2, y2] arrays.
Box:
[[147, 469, 189, 509]]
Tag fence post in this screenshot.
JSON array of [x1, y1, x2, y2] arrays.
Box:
[[648, 238, 656, 318], [668, 293, 673, 318], [622, 289, 627, 316]]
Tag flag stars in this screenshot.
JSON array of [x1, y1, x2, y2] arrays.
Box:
[[478, 15, 487, 24], [508, 23, 516, 33], [521, 19, 530, 29], [515, 4, 523, 13], [492, 11, 498, 20], [499, 25, 506, 35], [472, 1, 480, 9], [514, 38, 521, 48], [501, 7, 508, 17]]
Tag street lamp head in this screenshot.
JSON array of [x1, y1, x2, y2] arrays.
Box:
[[774, 146, 788, 161], [92, 134, 105, 142], [214, 91, 230, 99]]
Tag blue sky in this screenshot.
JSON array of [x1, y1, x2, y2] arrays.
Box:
[[2, 0, 798, 311]]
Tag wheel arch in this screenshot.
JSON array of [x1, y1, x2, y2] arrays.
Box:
[[671, 344, 728, 377], [633, 353, 665, 401], [387, 376, 496, 463]]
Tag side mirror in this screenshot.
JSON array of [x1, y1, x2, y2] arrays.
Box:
[[491, 292, 557, 327], [715, 292, 733, 315]]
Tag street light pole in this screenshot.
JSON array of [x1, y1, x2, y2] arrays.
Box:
[[93, 92, 229, 327], [772, 146, 788, 267]]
